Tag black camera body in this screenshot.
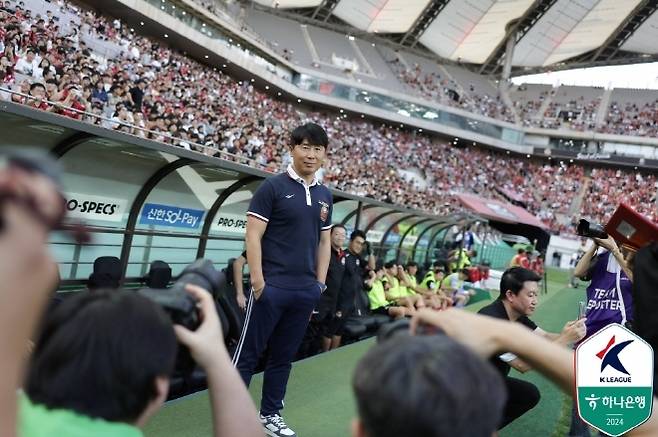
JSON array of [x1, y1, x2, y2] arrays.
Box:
[[137, 285, 199, 331], [577, 219, 608, 239], [138, 258, 226, 374]]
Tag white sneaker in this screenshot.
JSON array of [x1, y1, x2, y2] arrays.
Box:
[[260, 413, 296, 437]]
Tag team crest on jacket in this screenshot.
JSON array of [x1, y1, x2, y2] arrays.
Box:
[[319, 200, 329, 222]]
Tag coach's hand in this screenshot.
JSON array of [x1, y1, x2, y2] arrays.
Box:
[[174, 284, 226, 368], [251, 278, 266, 300]]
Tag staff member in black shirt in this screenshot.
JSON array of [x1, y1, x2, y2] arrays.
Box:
[[319, 224, 346, 351], [478, 267, 585, 429], [333, 230, 375, 348]]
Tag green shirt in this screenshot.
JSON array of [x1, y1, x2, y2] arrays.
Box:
[[386, 276, 406, 300], [454, 250, 472, 270], [19, 394, 143, 437], [368, 280, 389, 310], [444, 272, 464, 292], [403, 274, 417, 296], [420, 271, 437, 292]]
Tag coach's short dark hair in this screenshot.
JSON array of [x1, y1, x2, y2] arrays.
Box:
[[384, 261, 396, 270], [26, 291, 177, 423], [406, 261, 418, 268], [499, 267, 541, 299], [291, 122, 328, 148], [350, 229, 366, 241], [353, 335, 506, 437]]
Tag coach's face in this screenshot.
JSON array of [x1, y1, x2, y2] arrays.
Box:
[[290, 139, 325, 177]]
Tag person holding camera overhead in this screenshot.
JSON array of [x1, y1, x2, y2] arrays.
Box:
[[569, 225, 635, 437], [235, 123, 333, 437], [573, 235, 634, 337]]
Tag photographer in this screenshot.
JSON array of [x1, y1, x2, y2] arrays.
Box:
[[352, 333, 506, 437], [0, 154, 62, 435], [570, 235, 634, 436], [0, 153, 262, 437], [573, 236, 634, 337], [21, 285, 262, 437]]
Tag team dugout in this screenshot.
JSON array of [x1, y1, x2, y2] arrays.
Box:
[[0, 101, 482, 288]]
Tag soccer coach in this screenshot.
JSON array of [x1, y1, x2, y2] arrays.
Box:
[[235, 122, 333, 437]]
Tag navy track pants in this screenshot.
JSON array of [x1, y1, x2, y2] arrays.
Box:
[[233, 282, 321, 415]]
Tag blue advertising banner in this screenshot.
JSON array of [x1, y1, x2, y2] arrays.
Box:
[[140, 203, 205, 229]]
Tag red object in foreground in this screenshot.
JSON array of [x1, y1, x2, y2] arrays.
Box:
[[605, 203, 658, 250]]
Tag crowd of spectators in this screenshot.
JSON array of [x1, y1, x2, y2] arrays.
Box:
[[600, 99, 658, 137], [1, 0, 656, 237], [467, 90, 516, 123], [583, 168, 657, 224], [387, 57, 516, 123], [177, 0, 658, 140], [514, 86, 552, 126], [513, 88, 658, 138]]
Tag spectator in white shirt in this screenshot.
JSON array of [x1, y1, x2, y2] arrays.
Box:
[[14, 49, 39, 76]]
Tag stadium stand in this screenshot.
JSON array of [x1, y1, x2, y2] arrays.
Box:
[[244, 10, 407, 92], [510, 83, 554, 126], [165, 1, 658, 152], [601, 88, 658, 137], [147, 0, 658, 147], [243, 9, 314, 68], [1, 0, 656, 236], [582, 167, 657, 225], [521, 85, 603, 131]]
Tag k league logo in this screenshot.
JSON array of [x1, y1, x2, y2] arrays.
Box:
[[597, 335, 633, 381], [575, 324, 654, 436]]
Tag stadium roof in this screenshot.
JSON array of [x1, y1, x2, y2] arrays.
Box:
[[253, 0, 658, 76]]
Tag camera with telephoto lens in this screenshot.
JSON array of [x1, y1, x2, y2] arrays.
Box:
[[377, 319, 444, 343], [137, 258, 226, 374], [576, 219, 608, 239]]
